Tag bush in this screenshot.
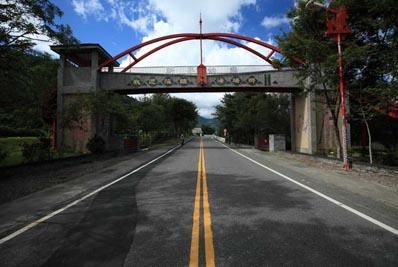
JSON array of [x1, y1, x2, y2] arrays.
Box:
[[151, 132, 171, 144], [86, 135, 106, 154], [0, 145, 8, 163], [0, 126, 44, 137], [21, 142, 38, 162], [21, 138, 53, 162], [139, 134, 151, 148], [378, 152, 398, 166]]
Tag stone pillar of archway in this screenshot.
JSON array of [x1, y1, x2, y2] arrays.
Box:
[[51, 44, 119, 153], [293, 90, 317, 154], [289, 93, 296, 152], [293, 78, 351, 156], [292, 75, 319, 154]]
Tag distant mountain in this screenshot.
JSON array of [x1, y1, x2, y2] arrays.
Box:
[[196, 115, 219, 129]]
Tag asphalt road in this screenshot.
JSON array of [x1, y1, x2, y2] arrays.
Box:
[[0, 137, 397, 266]]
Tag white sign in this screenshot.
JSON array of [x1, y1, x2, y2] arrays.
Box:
[[269, 134, 286, 152]]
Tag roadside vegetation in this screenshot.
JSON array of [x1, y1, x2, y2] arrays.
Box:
[[0, 137, 37, 166], [62, 92, 197, 153], [0, 0, 75, 167], [0, 1, 197, 168], [215, 0, 398, 166], [276, 0, 398, 165], [201, 124, 216, 135], [215, 93, 291, 146]]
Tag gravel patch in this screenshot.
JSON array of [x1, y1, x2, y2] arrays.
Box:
[[272, 151, 398, 192]]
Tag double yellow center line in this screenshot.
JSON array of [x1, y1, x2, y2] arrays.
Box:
[[189, 139, 215, 267]]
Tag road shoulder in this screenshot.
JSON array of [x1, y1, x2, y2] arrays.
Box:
[[222, 144, 398, 229], [0, 143, 179, 239]]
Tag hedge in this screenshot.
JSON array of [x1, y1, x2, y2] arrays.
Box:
[[0, 126, 44, 137]]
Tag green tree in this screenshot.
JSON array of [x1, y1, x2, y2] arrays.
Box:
[[169, 98, 198, 135], [202, 124, 215, 135], [61, 92, 199, 150], [0, 51, 58, 129], [0, 0, 77, 53], [62, 91, 137, 135], [277, 0, 398, 161], [215, 93, 290, 145], [138, 103, 166, 134], [0, 0, 78, 132]]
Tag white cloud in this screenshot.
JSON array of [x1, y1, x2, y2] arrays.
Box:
[[71, 0, 157, 34], [5, 13, 59, 57], [32, 35, 58, 57], [72, 0, 105, 20], [293, 0, 304, 8], [118, 14, 153, 34], [147, 0, 255, 33], [261, 16, 290, 28], [176, 93, 225, 118]]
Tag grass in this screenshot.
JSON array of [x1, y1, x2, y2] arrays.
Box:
[[0, 137, 81, 168], [349, 146, 398, 166], [149, 137, 179, 150], [0, 134, 180, 168], [0, 137, 40, 167]]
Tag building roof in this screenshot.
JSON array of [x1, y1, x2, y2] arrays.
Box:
[[50, 43, 120, 67]]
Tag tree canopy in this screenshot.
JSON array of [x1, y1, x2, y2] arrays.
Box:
[[278, 0, 397, 114], [62, 92, 198, 138], [0, 0, 78, 131], [0, 0, 78, 53], [214, 93, 290, 145], [0, 50, 58, 129], [201, 124, 215, 135], [277, 0, 398, 154]]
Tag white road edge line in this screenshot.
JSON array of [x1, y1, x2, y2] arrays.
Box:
[[0, 145, 180, 245], [218, 141, 398, 236]]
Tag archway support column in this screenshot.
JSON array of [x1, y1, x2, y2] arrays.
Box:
[[52, 44, 120, 152], [293, 89, 317, 154]]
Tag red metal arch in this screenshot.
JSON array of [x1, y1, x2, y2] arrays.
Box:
[[121, 36, 277, 72], [99, 33, 303, 71]]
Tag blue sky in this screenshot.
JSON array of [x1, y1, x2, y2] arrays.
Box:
[[50, 0, 295, 56], [43, 0, 299, 117]]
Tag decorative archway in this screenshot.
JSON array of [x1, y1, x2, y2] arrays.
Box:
[[98, 33, 303, 72]]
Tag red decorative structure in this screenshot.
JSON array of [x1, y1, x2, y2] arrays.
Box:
[[327, 4, 352, 170], [197, 14, 207, 86], [375, 105, 398, 120], [98, 33, 303, 72], [325, 6, 352, 37], [323, 1, 352, 170], [389, 106, 398, 119], [197, 64, 207, 86], [305, 0, 353, 169]]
